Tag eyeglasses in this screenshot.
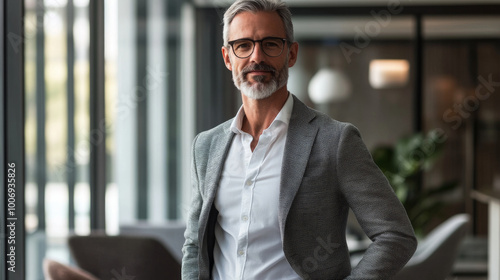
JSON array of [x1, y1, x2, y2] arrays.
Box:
[[227, 37, 288, 59]]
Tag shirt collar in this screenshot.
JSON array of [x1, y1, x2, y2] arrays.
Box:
[[230, 93, 294, 134]]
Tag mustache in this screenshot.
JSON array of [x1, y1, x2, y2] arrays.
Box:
[[241, 63, 276, 76]]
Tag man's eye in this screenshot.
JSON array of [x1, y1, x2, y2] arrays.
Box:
[[235, 42, 252, 50], [264, 42, 279, 48]]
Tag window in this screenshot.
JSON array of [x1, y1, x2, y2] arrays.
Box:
[[23, 0, 196, 278]]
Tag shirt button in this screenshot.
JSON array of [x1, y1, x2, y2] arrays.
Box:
[[242, 215, 248, 221], [245, 180, 252, 186], [238, 250, 244, 256]]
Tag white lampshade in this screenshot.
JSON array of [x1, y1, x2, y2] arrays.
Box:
[[369, 59, 410, 89], [308, 68, 351, 104]]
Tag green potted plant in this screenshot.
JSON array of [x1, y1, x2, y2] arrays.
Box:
[[371, 130, 458, 236]]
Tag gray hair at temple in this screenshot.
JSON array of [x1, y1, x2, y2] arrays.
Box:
[[223, 0, 294, 47]]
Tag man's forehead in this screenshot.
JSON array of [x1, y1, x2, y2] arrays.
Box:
[[228, 10, 286, 39]]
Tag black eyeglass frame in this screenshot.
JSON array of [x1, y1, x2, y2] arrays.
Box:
[[227, 37, 289, 59]]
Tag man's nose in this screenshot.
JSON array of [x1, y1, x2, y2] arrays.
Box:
[[249, 42, 266, 64]]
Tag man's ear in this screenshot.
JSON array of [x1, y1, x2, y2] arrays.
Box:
[[222, 46, 233, 71], [287, 42, 299, 68]]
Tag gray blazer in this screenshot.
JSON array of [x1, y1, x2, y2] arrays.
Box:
[[182, 95, 417, 280]]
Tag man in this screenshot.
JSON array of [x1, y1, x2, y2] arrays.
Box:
[[182, 0, 417, 279]]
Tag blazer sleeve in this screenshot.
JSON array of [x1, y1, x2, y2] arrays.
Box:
[[336, 124, 417, 280], [182, 134, 202, 280]]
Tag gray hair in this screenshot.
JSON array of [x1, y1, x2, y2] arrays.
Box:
[[223, 0, 294, 46]]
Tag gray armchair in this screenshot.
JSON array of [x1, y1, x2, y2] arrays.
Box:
[[68, 235, 181, 280], [392, 214, 470, 280], [119, 221, 186, 264]]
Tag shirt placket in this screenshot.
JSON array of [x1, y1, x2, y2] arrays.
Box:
[[235, 131, 272, 280]]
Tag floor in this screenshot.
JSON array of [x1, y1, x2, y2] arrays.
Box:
[[452, 237, 488, 280]]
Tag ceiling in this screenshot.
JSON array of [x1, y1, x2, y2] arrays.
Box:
[[194, 0, 500, 7], [293, 16, 500, 39]]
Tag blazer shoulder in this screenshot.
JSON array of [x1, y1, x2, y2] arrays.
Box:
[[306, 106, 357, 136], [195, 119, 233, 145], [291, 94, 354, 133], [192, 119, 234, 168]]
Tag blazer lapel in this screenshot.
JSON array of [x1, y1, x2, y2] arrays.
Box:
[[278, 95, 318, 239], [197, 121, 234, 278], [205, 121, 235, 203]]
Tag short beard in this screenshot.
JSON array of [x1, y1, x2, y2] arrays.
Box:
[[232, 59, 289, 100]]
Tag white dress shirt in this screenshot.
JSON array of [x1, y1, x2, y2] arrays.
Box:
[[212, 94, 300, 280]]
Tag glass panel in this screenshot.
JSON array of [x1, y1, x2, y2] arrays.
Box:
[[422, 16, 500, 234], [45, 2, 68, 235], [24, 0, 38, 234], [44, 0, 70, 268], [111, 0, 188, 227], [113, 0, 139, 225], [24, 1, 43, 278], [74, 0, 90, 236], [24, 0, 91, 279], [422, 40, 471, 232], [105, 0, 119, 234]]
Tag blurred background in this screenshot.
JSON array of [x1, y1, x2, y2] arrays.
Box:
[[4, 0, 500, 279]]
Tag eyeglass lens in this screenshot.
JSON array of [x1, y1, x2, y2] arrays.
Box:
[[232, 38, 284, 58]]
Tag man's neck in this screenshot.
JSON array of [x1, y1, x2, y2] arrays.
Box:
[[241, 87, 289, 150]]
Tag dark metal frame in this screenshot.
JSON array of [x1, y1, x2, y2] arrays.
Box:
[[67, 0, 76, 231], [89, 0, 106, 230], [1, 1, 5, 278], [35, 0, 46, 231], [195, 7, 238, 133], [136, 0, 149, 220], [413, 14, 423, 132], [1, 1, 6, 278], [166, 0, 181, 220], [2, 1, 26, 279]]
